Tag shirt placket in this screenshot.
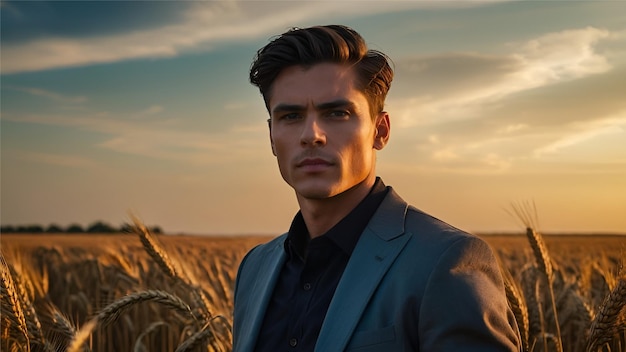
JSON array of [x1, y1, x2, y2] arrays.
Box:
[[289, 245, 326, 350]]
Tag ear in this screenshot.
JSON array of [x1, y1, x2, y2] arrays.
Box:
[[373, 112, 390, 150], [268, 118, 277, 156]]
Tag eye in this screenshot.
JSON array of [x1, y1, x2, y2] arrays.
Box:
[[278, 113, 302, 121], [327, 110, 350, 119]]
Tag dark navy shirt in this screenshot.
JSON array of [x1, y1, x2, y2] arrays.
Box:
[[254, 178, 389, 351]]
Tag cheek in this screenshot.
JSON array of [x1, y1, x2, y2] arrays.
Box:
[[274, 151, 291, 183], [275, 139, 292, 155], [272, 143, 292, 172], [270, 134, 288, 155], [273, 147, 288, 166], [344, 139, 374, 170]]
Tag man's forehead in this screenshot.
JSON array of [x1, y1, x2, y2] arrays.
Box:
[[268, 63, 365, 110]]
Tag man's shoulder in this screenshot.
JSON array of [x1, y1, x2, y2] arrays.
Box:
[[404, 205, 493, 254], [246, 233, 287, 257], [236, 233, 287, 283], [379, 186, 483, 245], [405, 205, 471, 237]]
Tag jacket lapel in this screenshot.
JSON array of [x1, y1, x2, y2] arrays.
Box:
[[237, 237, 286, 352], [315, 189, 412, 352]]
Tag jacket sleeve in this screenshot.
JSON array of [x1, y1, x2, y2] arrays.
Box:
[[418, 235, 521, 352], [233, 244, 258, 305], [232, 244, 261, 351]]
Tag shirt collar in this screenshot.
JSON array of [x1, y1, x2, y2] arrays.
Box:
[[285, 177, 389, 260]]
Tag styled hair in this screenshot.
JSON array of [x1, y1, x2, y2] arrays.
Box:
[[249, 25, 393, 118]]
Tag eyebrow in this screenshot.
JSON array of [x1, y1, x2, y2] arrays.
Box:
[[271, 99, 355, 116]]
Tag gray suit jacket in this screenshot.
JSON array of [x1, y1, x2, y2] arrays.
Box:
[[233, 188, 521, 351]]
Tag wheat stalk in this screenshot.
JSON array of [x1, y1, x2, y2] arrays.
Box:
[[50, 308, 77, 343], [129, 215, 214, 321], [7, 264, 53, 352], [505, 277, 530, 351], [98, 290, 194, 326], [507, 202, 562, 352], [0, 252, 30, 348], [521, 264, 543, 342], [526, 227, 554, 283], [133, 321, 167, 352], [65, 318, 97, 352], [66, 290, 195, 352], [175, 325, 218, 352], [497, 257, 530, 352], [507, 201, 553, 281], [587, 277, 626, 351], [129, 215, 178, 279], [556, 283, 593, 328], [175, 316, 231, 352], [526, 226, 563, 352]]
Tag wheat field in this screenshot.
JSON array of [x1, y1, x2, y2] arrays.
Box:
[[1, 224, 624, 352]]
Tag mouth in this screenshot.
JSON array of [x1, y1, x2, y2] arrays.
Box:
[[296, 158, 334, 172], [297, 158, 332, 167]]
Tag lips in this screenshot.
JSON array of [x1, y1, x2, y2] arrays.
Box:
[[296, 158, 334, 172], [297, 158, 332, 167]]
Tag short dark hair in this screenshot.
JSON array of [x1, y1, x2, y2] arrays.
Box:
[[249, 25, 393, 118]]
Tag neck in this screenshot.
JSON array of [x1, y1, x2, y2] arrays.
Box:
[[296, 175, 376, 238]]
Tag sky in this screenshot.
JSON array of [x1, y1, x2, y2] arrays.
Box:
[[1, 0, 625, 235]]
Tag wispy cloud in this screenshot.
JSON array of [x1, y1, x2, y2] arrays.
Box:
[[96, 123, 268, 166], [1, 1, 472, 74], [432, 147, 459, 161], [133, 105, 164, 119], [497, 124, 528, 134], [13, 151, 99, 169], [0, 1, 22, 18], [2, 110, 269, 166], [534, 111, 626, 157], [397, 110, 626, 175], [391, 27, 615, 127], [4, 85, 87, 103], [425, 143, 515, 174]]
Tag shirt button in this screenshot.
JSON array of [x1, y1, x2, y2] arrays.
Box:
[[303, 283, 311, 291], [289, 338, 298, 347]]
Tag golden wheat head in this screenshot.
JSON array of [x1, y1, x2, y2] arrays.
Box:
[[587, 277, 626, 351]]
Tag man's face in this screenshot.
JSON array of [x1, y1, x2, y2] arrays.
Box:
[[268, 63, 389, 200]]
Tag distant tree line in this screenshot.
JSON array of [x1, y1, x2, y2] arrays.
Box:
[[0, 221, 162, 234]]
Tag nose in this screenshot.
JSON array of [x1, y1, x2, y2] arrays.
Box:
[[300, 115, 326, 147]]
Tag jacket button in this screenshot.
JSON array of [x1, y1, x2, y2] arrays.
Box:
[[289, 338, 297, 347], [303, 283, 311, 290]]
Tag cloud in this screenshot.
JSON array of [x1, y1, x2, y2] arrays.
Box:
[[497, 124, 528, 134], [2, 110, 270, 166], [13, 151, 99, 169], [425, 142, 514, 173], [4, 85, 87, 103], [0, 1, 22, 18], [432, 147, 458, 161], [0, 1, 475, 74], [1, 2, 251, 73], [223, 102, 250, 111], [534, 111, 626, 157], [96, 126, 267, 166], [397, 110, 626, 175], [481, 153, 512, 171], [390, 27, 615, 127], [510, 26, 611, 83], [133, 105, 164, 118]]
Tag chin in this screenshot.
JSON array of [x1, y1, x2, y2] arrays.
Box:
[[291, 180, 339, 199], [295, 187, 335, 200]]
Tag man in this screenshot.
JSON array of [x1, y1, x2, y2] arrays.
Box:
[[233, 25, 521, 351]]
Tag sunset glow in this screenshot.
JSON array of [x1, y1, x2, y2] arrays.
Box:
[[1, 1, 625, 235]]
